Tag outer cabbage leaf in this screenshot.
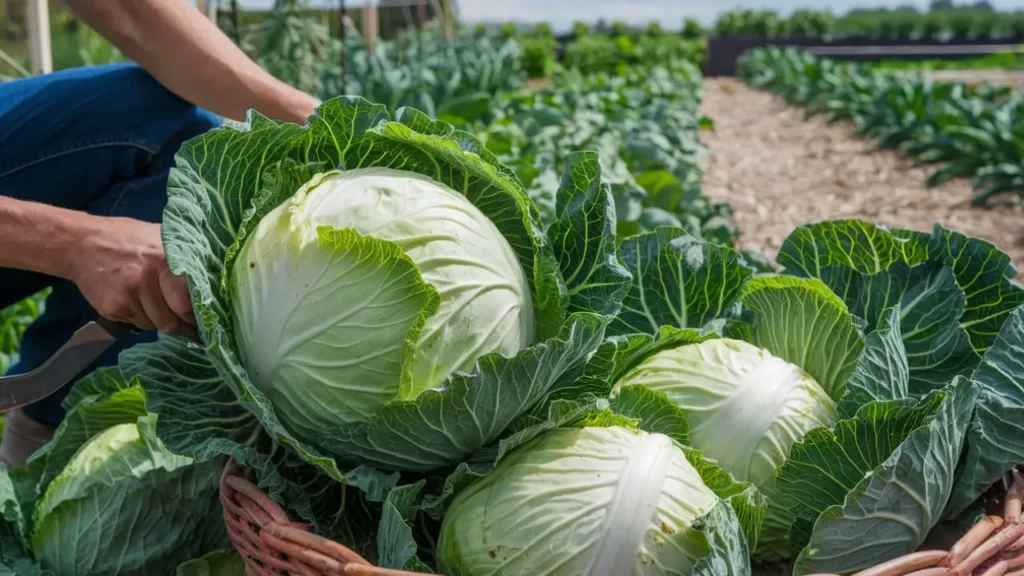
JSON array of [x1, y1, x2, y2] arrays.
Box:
[[122, 338, 390, 551], [548, 151, 632, 319], [376, 481, 425, 570], [740, 275, 863, 400], [420, 397, 611, 519], [945, 305, 1024, 517], [691, 501, 753, 576], [899, 224, 1024, 353], [318, 312, 606, 471], [839, 306, 910, 417], [778, 220, 1024, 391], [776, 219, 928, 276], [779, 377, 976, 574], [776, 220, 1024, 523], [609, 228, 753, 337], [175, 550, 245, 576]]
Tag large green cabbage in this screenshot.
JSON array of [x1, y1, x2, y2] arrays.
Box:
[[437, 426, 750, 576], [232, 167, 534, 441]]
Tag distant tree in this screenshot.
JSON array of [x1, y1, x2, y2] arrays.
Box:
[[535, 22, 553, 37], [646, 21, 663, 35], [499, 22, 517, 38], [682, 17, 704, 39], [594, 18, 610, 34], [611, 20, 629, 36], [972, 0, 995, 11], [572, 20, 589, 37], [472, 23, 487, 38], [929, 0, 954, 11]]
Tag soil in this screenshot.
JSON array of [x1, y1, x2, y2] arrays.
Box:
[[698, 78, 1024, 281]]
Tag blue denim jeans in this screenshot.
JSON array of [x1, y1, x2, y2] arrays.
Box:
[[0, 64, 221, 427]]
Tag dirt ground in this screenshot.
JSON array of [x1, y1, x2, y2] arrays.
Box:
[[699, 78, 1024, 280]]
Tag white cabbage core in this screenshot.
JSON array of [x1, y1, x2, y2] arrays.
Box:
[[614, 338, 839, 487], [231, 168, 533, 438], [437, 427, 719, 575]]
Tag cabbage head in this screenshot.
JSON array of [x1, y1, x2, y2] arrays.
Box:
[[613, 338, 838, 488], [30, 421, 226, 576], [437, 426, 749, 576], [232, 167, 534, 443]]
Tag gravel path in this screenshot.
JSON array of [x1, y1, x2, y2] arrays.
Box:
[[699, 78, 1024, 279]]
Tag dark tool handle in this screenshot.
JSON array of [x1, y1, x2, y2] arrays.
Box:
[[94, 317, 137, 338]]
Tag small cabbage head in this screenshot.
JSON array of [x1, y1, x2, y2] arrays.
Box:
[[31, 422, 225, 575], [231, 168, 534, 442], [613, 338, 838, 487], [437, 426, 720, 575]]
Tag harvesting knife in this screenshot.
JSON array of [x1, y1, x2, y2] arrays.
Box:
[[0, 318, 135, 413]]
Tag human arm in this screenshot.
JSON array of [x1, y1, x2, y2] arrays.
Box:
[[0, 196, 196, 337], [64, 0, 319, 125]]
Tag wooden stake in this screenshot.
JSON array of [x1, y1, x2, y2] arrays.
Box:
[[442, 0, 453, 40], [362, 0, 378, 53], [26, 0, 51, 75]]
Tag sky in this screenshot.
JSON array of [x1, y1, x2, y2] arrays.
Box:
[[234, 0, 1024, 29]]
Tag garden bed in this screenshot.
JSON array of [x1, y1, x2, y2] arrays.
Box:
[[700, 78, 1024, 280]]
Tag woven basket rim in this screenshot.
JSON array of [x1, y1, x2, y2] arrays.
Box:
[[220, 457, 435, 576]]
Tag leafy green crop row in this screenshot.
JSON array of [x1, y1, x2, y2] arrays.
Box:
[[739, 47, 1024, 206], [461, 62, 744, 255], [873, 46, 1024, 71], [237, 4, 525, 118], [714, 7, 1024, 40], [562, 34, 705, 76]]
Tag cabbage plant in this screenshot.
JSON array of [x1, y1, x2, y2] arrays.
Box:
[[31, 421, 225, 575], [0, 372, 227, 576], [147, 96, 633, 476], [438, 426, 751, 576], [577, 222, 1023, 574]]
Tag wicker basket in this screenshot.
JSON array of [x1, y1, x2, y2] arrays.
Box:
[[220, 458, 434, 576], [223, 456, 1024, 576]]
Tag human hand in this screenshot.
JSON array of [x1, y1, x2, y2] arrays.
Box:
[[284, 91, 321, 125], [70, 216, 198, 339]]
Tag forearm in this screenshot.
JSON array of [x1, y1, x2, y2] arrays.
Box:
[[66, 0, 318, 124], [0, 197, 95, 280]]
